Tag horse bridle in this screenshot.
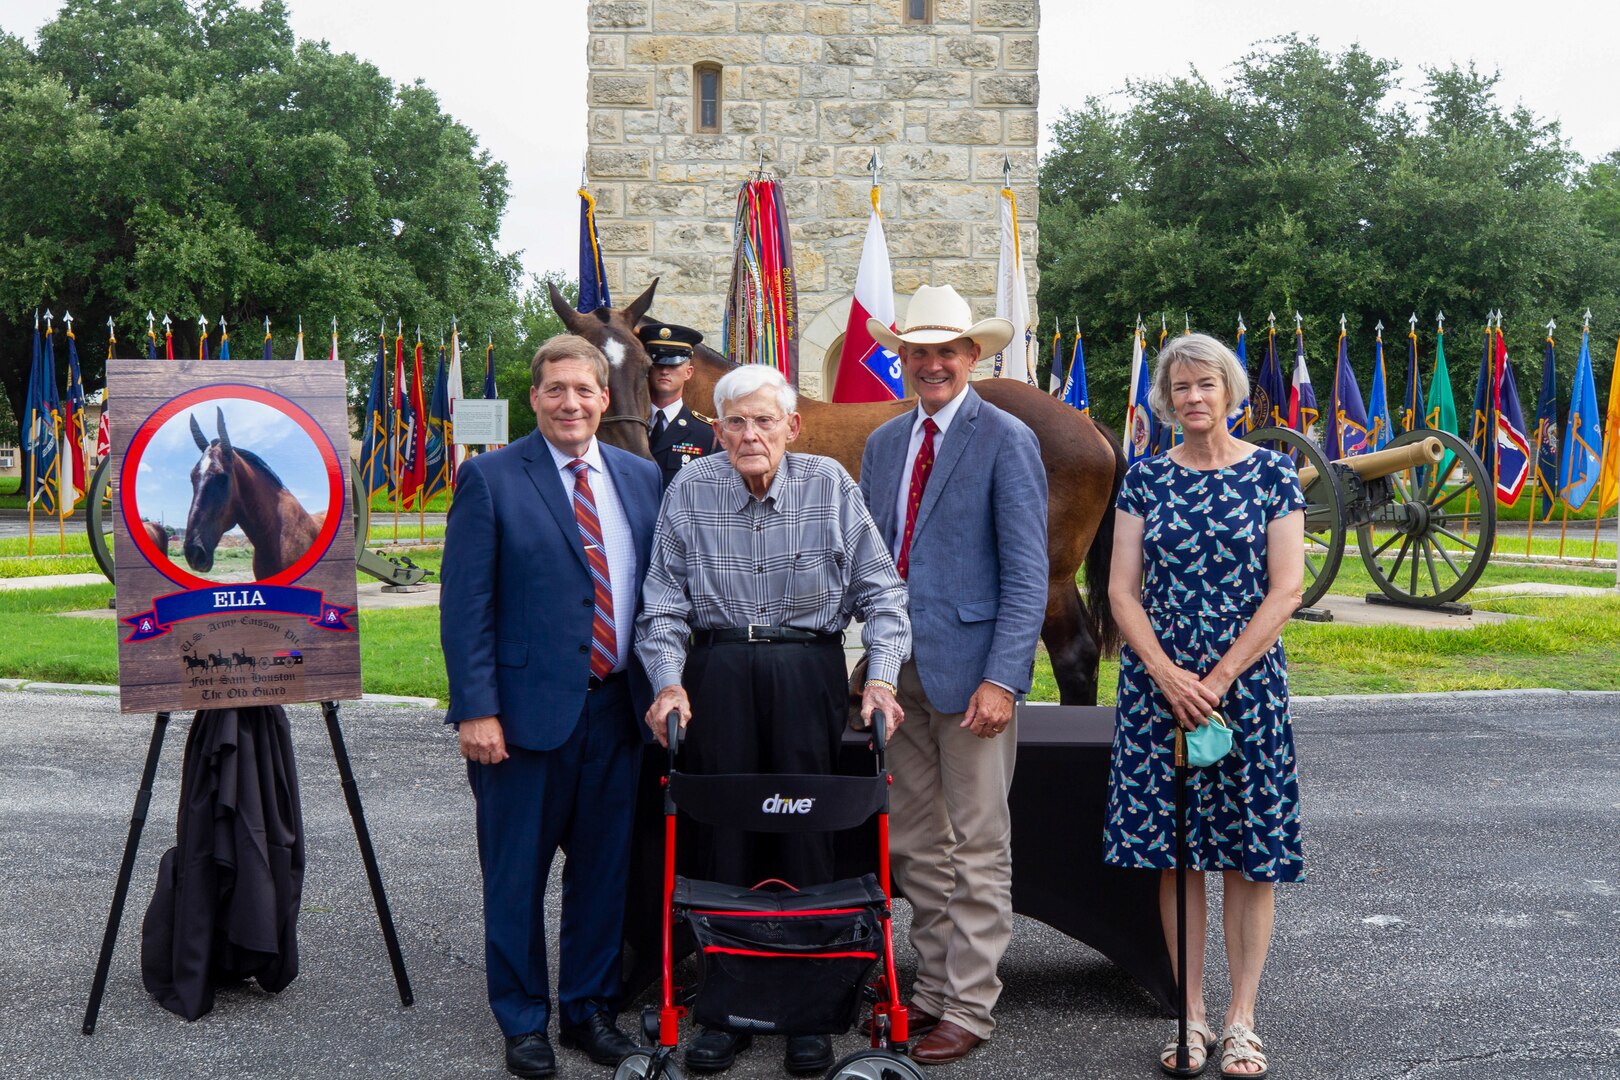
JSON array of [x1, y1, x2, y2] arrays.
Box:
[[598, 412, 651, 435]]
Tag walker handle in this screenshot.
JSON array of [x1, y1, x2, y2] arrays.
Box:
[[666, 709, 681, 764], [872, 712, 888, 754]]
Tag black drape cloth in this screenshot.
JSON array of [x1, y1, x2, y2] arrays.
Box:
[[141, 706, 305, 1020]]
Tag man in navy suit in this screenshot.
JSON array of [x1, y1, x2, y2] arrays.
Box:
[[859, 285, 1048, 1066], [442, 334, 663, 1078]]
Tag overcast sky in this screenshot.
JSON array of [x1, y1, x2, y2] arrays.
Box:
[[8, 0, 1618, 280]]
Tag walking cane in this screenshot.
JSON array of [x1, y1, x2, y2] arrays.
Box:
[[1173, 725, 1190, 1074]]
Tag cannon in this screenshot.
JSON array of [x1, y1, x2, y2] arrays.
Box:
[[86, 458, 430, 588], [1243, 427, 1496, 615]]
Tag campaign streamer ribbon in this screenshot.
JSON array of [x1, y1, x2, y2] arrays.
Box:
[[124, 584, 355, 642]]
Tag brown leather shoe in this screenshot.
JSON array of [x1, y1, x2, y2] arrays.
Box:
[[910, 1020, 983, 1065], [861, 1004, 942, 1040]]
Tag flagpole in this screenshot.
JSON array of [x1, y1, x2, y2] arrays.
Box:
[[393, 318, 402, 544], [418, 326, 426, 544], [1592, 322, 1608, 564], [55, 411, 66, 553], [26, 309, 37, 557], [1489, 311, 1501, 556], [1527, 318, 1555, 555]]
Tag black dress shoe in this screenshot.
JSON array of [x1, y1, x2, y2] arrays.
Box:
[[784, 1034, 834, 1075], [559, 1012, 638, 1066], [683, 1026, 752, 1072], [504, 1032, 556, 1078]]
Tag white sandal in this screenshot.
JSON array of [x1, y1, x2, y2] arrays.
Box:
[[1218, 1022, 1269, 1079], [1159, 1019, 1216, 1077]]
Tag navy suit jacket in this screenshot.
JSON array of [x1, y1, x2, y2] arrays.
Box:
[[860, 387, 1048, 714], [441, 430, 663, 750]]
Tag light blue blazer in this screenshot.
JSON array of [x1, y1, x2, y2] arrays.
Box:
[[860, 387, 1048, 714]]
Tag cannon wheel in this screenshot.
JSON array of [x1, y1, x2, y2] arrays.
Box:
[[1357, 429, 1494, 606], [87, 458, 115, 582], [1243, 426, 1345, 610], [87, 458, 372, 584]]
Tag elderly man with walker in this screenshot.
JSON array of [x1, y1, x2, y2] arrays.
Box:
[[636, 363, 911, 1076]]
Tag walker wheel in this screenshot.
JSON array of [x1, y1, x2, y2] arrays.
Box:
[[825, 1048, 925, 1080], [615, 1049, 686, 1080]]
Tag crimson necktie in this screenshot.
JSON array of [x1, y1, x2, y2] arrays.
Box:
[[568, 460, 616, 679], [897, 418, 938, 580]]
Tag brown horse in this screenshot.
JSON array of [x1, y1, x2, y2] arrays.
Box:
[[549, 281, 1125, 705], [185, 407, 325, 580], [141, 520, 172, 555]]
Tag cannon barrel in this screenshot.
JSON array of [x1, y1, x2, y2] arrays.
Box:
[[1298, 436, 1443, 487]]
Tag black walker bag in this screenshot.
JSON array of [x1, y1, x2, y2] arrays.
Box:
[[674, 873, 887, 1035]]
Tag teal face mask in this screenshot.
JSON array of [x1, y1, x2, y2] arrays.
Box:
[[1185, 713, 1234, 767]]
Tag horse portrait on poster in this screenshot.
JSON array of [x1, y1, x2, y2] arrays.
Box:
[[183, 407, 326, 580]]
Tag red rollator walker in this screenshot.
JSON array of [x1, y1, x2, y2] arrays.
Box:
[[614, 714, 924, 1080]]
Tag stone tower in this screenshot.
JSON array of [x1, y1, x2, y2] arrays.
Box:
[[585, 0, 1039, 399]]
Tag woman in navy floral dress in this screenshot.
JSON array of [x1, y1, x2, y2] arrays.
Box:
[[1105, 334, 1305, 1079]]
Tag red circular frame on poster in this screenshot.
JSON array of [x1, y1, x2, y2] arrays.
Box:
[[121, 384, 345, 589]]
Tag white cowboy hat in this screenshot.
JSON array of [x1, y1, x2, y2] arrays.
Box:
[[867, 284, 1014, 357]]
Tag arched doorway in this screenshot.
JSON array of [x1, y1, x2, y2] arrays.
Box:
[[799, 293, 913, 402]]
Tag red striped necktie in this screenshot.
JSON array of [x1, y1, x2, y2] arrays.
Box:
[[568, 459, 616, 679], [897, 417, 938, 580]]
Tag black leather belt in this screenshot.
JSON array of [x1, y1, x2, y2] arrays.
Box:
[[693, 625, 843, 646], [588, 670, 628, 692]]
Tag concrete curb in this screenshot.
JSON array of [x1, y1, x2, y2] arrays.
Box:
[[1291, 687, 1620, 703], [0, 680, 438, 707]]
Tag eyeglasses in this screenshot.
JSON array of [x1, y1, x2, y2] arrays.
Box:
[[718, 413, 785, 434]]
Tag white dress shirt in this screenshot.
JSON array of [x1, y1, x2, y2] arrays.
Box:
[[651, 400, 683, 429], [546, 436, 636, 673], [890, 384, 971, 562]]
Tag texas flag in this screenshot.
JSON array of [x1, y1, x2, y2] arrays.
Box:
[[831, 190, 903, 402]]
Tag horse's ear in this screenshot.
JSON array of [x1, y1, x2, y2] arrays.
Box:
[[216, 406, 232, 455], [624, 278, 659, 327], [548, 279, 585, 333], [190, 413, 208, 452]]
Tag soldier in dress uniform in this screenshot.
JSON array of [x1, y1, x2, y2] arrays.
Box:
[[639, 321, 717, 490]]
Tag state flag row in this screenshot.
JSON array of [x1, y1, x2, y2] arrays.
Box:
[[19, 310, 503, 519]]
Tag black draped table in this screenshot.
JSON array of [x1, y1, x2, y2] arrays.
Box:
[[620, 703, 1175, 1012]]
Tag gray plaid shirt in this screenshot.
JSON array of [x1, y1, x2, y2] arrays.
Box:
[[635, 451, 911, 692]]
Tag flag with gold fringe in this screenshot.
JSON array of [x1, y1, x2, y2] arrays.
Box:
[[722, 176, 798, 383]]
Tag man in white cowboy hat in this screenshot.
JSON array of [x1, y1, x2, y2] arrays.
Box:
[[856, 284, 1048, 1065]]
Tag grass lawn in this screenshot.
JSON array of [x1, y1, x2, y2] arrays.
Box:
[[2, 529, 1615, 706]]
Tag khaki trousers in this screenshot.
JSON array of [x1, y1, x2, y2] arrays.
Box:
[[889, 658, 1016, 1040]]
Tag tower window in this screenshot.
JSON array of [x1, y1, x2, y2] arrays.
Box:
[[903, 0, 932, 24], [694, 63, 722, 134]]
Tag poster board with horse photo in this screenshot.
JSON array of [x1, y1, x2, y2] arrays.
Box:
[[107, 361, 361, 714]]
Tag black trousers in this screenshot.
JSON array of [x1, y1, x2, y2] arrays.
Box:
[[680, 638, 847, 889]]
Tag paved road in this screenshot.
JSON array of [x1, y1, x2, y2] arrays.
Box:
[[2, 689, 1616, 1079]]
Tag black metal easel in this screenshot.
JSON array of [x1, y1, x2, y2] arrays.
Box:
[[82, 700, 413, 1034]]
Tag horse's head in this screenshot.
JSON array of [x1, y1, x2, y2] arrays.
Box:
[[184, 407, 236, 572], [548, 278, 659, 458]]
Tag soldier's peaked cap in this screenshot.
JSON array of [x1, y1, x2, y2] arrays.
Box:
[[638, 321, 703, 364]]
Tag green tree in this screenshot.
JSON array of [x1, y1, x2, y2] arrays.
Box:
[[0, 0, 522, 431], [1038, 36, 1620, 428]]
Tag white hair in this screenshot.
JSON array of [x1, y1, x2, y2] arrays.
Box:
[[713, 364, 797, 417]]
